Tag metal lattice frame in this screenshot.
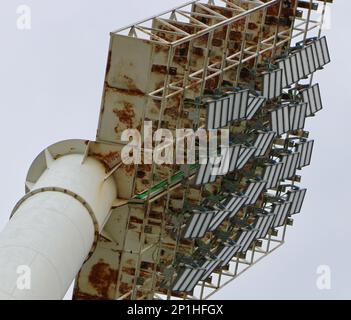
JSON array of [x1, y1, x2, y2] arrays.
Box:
[[73, 0, 332, 301]]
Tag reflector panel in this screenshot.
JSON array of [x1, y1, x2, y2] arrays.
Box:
[[295, 140, 314, 168], [183, 211, 215, 239], [263, 69, 283, 100]]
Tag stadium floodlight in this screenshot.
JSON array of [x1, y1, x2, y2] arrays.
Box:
[[243, 179, 267, 206], [271, 200, 292, 228], [209, 210, 230, 232], [278, 54, 299, 88], [279, 152, 300, 180], [206, 96, 230, 129], [271, 104, 290, 135], [271, 102, 307, 136], [226, 195, 248, 218], [228, 89, 250, 122], [286, 187, 307, 215], [0, 0, 333, 301], [236, 146, 257, 170], [310, 36, 331, 69], [305, 45, 317, 74], [208, 194, 247, 231], [172, 266, 205, 293], [194, 157, 221, 186], [289, 102, 307, 132], [183, 210, 215, 239], [300, 83, 323, 116], [217, 145, 241, 175], [231, 228, 259, 256], [216, 243, 242, 267], [262, 161, 284, 189], [254, 131, 276, 157], [246, 94, 266, 120], [262, 69, 283, 100], [295, 140, 314, 168], [295, 47, 310, 79], [199, 258, 222, 281], [254, 212, 276, 239]]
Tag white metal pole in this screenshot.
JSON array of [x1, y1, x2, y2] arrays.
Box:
[[0, 154, 117, 300]]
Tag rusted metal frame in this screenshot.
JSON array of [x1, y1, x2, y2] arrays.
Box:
[[148, 191, 172, 299], [202, 240, 285, 299], [134, 26, 170, 43], [131, 202, 153, 300], [172, 0, 280, 47], [252, 6, 270, 82], [195, 2, 228, 20], [219, 0, 246, 12], [148, 44, 197, 296], [234, 14, 251, 85], [166, 224, 185, 300], [177, 9, 225, 21], [217, 20, 233, 87], [303, 0, 314, 44], [173, 27, 220, 300], [138, 25, 188, 36], [175, 10, 209, 27], [112, 0, 276, 45], [155, 18, 191, 36], [270, 0, 284, 58], [198, 240, 263, 299], [149, 9, 283, 99], [114, 205, 134, 299], [292, 20, 320, 38], [112, 0, 202, 34], [145, 46, 175, 206]]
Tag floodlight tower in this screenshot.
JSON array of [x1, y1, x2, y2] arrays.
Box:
[[0, 0, 333, 300]]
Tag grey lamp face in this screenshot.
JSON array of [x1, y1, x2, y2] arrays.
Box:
[[263, 162, 284, 189], [254, 132, 277, 157], [271, 102, 307, 136], [243, 181, 267, 206], [279, 152, 300, 180], [255, 214, 276, 239], [300, 83, 323, 116], [263, 69, 283, 100], [183, 211, 215, 239], [209, 210, 230, 232], [200, 259, 222, 282], [209, 195, 247, 232], [272, 201, 292, 228], [295, 140, 314, 169], [206, 89, 249, 129], [236, 146, 256, 170], [247, 95, 266, 120], [287, 188, 307, 215], [217, 145, 241, 175], [278, 54, 300, 88], [172, 266, 205, 293]]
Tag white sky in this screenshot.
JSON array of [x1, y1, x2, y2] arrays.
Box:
[[0, 0, 350, 300]]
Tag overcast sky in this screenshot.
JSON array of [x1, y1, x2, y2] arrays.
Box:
[[0, 1, 349, 300]]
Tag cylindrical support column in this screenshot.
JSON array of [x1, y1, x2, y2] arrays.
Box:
[[0, 154, 117, 300]]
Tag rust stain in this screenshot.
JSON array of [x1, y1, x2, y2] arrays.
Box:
[[113, 102, 135, 128], [92, 151, 119, 168], [88, 259, 117, 299], [105, 82, 144, 97]]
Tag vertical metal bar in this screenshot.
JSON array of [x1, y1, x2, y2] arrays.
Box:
[[270, 0, 284, 58], [235, 15, 250, 86], [303, 0, 314, 44]]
